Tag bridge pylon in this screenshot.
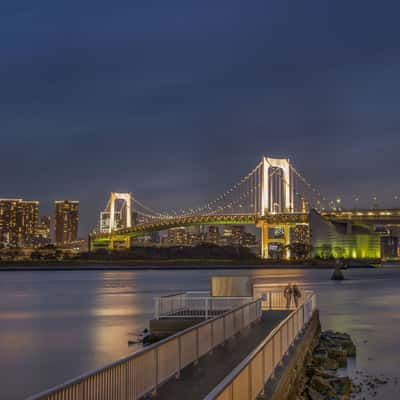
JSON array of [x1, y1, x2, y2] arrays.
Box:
[[99, 192, 133, 234], [261, 157, 294, 215]]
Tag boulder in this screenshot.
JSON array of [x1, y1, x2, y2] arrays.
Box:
[[322, 332, 356, 357], [305, 365, 335, 379], [312, 348, 328, 366], [322, 357, 339, 370], [328, 376, 352, 396], [341, 341, 356, 357], [327, 348, 347, 367], [310, 376, 336, 396], [306, 386, 325, 400]]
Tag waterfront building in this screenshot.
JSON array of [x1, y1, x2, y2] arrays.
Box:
[[310, 210, 381, 259], [222, 225, 257, 246], [167, 227, 188, 245], [381, 236, 398, 259], [33, 215, 51, 246], [54, 200, 79, 245], [291, 224, 310, 244], [0, 198, 39, 247], [206, 225, 220, 245]]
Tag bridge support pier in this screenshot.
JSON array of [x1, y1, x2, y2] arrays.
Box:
[[257, 220, 293, 260], [108, 236, 131, 251]]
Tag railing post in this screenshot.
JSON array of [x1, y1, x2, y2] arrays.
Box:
[[125, 361, 129, 400], [269, 291, 272, 310], [210, 320, 214, 354], [260, 347, 266, 396], [223, 315, 226, 344], [155, 297, 160, 320], [271, 333, 275, 375], [291, 315, 295, 346], [205, 298, 209, 320], [195, 327, 200, 365], [176, 336, 181, 379], [248, 362, 253, 400], [152, 348, 159, 396]]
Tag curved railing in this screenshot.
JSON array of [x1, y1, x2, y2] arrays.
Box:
[[203, 292, 317, 400], [26, 298, 262, 400]]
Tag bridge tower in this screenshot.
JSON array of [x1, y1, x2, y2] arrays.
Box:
[[258, 157, 297, 259], [108, 192, 132, 233], [261, 157, 294, 215]]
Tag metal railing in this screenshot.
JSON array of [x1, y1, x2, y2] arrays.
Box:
[[252, 285, 310, 311], [155, 292, 253, 319], [204, 291, 317, 400], [26, 297, 262, 400], [155, 288, 308, 319]]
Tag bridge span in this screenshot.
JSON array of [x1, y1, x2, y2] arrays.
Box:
[[321, 209, 400, 225], [90, 156, 400, 259], [90, 209, 400, 258]]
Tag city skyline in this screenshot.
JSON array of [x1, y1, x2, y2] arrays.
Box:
[[2, 1, 400, 235]]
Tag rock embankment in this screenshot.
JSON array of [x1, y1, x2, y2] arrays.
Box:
[[294, 330, 359, 400]]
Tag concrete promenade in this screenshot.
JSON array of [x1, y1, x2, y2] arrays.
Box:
[[155, 310, 290, 400]]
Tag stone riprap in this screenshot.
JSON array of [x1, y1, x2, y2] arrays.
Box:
[[294, 330, 359, 400]]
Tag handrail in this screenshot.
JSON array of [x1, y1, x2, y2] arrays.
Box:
[[25, 297, 262, 400], [204, 292, 316, 400], [159, 291, 186, 298]]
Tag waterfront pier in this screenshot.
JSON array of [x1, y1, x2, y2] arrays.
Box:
[[26, 284, 317, 400]]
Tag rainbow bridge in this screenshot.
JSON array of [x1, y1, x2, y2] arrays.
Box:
[[90, 156, 400, 259]]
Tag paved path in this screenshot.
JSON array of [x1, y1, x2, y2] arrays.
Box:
[[155, 310, 290, 400]]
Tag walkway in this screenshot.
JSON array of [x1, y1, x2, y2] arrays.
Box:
[[155, 310, 290, 400]]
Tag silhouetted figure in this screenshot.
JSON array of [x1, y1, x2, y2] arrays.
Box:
[[331, 260, 345, 280], [293, 284, 302, 307], [284, 284, 293, 308]]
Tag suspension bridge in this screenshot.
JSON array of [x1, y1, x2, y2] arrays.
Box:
[[90, 156, 400, 259]]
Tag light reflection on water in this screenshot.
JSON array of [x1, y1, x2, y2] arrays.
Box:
[[0, 268, 400, 399]]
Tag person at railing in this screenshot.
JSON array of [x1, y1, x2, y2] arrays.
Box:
[[284, 283, 293, 308], [293, 284, 302, 308]]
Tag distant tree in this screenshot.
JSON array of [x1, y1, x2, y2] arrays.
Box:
[[333, 246, 344, 259], [55, 249, 64, 261], [30, 251, 42, 260], [285, 242, 313, 261], [320, 244, 332, 260]]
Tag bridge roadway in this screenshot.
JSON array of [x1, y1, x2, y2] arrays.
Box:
[[154, 310, 290, 400]]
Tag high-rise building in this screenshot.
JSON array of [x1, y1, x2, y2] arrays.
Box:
[[54, 201, 79, 245], [167, 227, 188, 245], [34, 215, 51, 246], [222, 225, 257, 247], [0, 198, 39, 247]]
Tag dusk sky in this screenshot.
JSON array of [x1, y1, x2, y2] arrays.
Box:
[[2, 1, 400, 235]]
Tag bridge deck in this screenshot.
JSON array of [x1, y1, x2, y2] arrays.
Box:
[[154, 310, 290, 400]]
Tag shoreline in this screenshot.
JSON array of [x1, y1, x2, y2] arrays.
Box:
[[0, 259, 380, 271]]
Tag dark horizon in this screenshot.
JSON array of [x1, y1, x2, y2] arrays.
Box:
[[2, 1, 400, 235]]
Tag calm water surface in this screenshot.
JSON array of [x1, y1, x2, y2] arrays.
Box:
[[1, 267, 400, 399]]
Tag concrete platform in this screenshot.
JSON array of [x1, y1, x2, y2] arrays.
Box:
[[150, 310, 227, 336], [154, 310, 290, 400], [150, 318, 202, 336]]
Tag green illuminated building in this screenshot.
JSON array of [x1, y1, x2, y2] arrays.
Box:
[[310, 210, 381, 259]]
